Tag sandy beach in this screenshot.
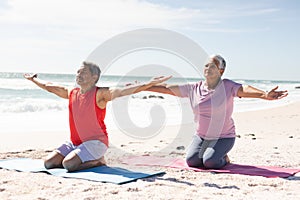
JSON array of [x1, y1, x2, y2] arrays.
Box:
[[1, 101, 300, 200]]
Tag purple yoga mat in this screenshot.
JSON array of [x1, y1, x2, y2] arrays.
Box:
[[122, 156, 300, 178]]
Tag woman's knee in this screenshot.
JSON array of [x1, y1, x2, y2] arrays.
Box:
[[203, 158, 224, 169], [186, 156, 203, 168]]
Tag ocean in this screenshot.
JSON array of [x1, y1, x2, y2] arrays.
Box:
[[1, 72, 299, 135]]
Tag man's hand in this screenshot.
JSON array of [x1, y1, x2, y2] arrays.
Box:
[[148, 76, 172, 86], [23, 73, 38, 81], [104, 75, 173, 102], [23, 73, 69, 99]]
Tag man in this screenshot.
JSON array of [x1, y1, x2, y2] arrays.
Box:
[[24, 61, 170, 171]]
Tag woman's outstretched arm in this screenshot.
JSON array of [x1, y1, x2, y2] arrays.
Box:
[[146, 84, 184, 97], [237, 85, 288, 100]]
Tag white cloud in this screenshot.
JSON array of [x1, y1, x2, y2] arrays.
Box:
[[1, 0, 199, 35]]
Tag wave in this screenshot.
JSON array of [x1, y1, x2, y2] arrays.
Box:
[[0, 98, 68, 113], [1, 72, 300, 115]]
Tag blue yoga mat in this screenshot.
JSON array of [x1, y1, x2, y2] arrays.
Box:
[[0, 158, 164, 184]]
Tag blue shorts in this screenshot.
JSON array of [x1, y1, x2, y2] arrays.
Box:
[[56, 140, 108, 163]]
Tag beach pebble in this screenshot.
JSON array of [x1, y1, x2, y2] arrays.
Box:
[[176, 146, 185, 150], [127, 187, 140, 192], [142, 95, 165, 99]]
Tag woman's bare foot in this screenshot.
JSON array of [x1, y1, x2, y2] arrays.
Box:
[[224, 154, 230, 164]]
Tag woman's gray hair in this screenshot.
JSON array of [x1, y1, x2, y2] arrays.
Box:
[[83, 61, 101, 83], [210, 54, 226, 69]]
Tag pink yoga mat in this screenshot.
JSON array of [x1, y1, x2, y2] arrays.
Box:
[[122, 156, 300, 178]]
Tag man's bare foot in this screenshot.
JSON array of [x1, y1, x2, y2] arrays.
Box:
[[96, 156, 106, 166]]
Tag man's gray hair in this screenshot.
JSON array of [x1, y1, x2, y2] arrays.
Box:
[[83, 61, 101, 83]]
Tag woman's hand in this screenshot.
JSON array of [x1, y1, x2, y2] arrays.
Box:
[[265, 86, 288, 100]]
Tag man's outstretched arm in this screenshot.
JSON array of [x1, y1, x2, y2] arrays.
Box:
[[102, 76, 172, 102], [24, 73, 69, 99]]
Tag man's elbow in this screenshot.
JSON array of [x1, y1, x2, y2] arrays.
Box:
[[45, 84, 55, 93], [110, 89, 123, 100]]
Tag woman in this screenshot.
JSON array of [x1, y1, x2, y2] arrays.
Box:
[[148, 55, 288, 169]]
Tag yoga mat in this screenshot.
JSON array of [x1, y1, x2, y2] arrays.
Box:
[[0, 158, 165, 184], [122, 156, 300, 178]]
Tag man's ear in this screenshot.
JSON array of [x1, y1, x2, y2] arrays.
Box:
[[92, 74, 99, 83]]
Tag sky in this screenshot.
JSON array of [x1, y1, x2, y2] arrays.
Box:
[[0, 0, 299, 81]]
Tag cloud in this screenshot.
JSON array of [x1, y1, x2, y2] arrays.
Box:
[[1, 0, 200, 36]]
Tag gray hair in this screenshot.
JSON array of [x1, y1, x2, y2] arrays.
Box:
[[83, 61, 101, 83], [210, 54, 226, 69]]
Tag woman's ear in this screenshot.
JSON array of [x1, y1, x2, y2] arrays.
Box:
[[219, 69, 225, 76]]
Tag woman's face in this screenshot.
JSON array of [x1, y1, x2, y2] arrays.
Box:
[[203, 58, 224, 79]]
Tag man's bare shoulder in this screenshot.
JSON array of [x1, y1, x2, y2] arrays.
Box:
[[96, 86, 111, 101], [97, 86, 110, 90], [97, 86, 110, 94]]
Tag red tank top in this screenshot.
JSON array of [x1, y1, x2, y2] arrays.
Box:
[[69, 86, 108, 146]]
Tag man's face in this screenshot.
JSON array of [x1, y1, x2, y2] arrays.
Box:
[[76, 66, 95, 86]]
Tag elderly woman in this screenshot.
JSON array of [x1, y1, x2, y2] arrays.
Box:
[[148, 55, 288, 169]]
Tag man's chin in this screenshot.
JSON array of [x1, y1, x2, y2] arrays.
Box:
[[76, 80, 83, 85]]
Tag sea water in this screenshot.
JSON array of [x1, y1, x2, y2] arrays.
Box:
[[0, 72, 299, 135]]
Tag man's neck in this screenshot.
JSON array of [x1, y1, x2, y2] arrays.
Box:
[[80, 84, 96, 94]]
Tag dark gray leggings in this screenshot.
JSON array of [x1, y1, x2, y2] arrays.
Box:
[[186, 135, 235, 169]]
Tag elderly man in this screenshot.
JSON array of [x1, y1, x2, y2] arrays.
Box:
[[24, 61, 170, 171]]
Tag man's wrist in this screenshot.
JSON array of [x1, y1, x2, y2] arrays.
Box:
[[264, 91, 269, 99]]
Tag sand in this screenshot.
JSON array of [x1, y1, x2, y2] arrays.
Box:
[[1, 101, 300, 200]]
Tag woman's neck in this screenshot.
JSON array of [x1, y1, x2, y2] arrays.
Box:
[[205, 77, 221, 90]]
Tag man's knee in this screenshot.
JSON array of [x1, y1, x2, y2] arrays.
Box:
[[44, 157, 63, 169], [44, 153, 64, 169], [44, 159, 53, 169], [62, 159, 79, 172]]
